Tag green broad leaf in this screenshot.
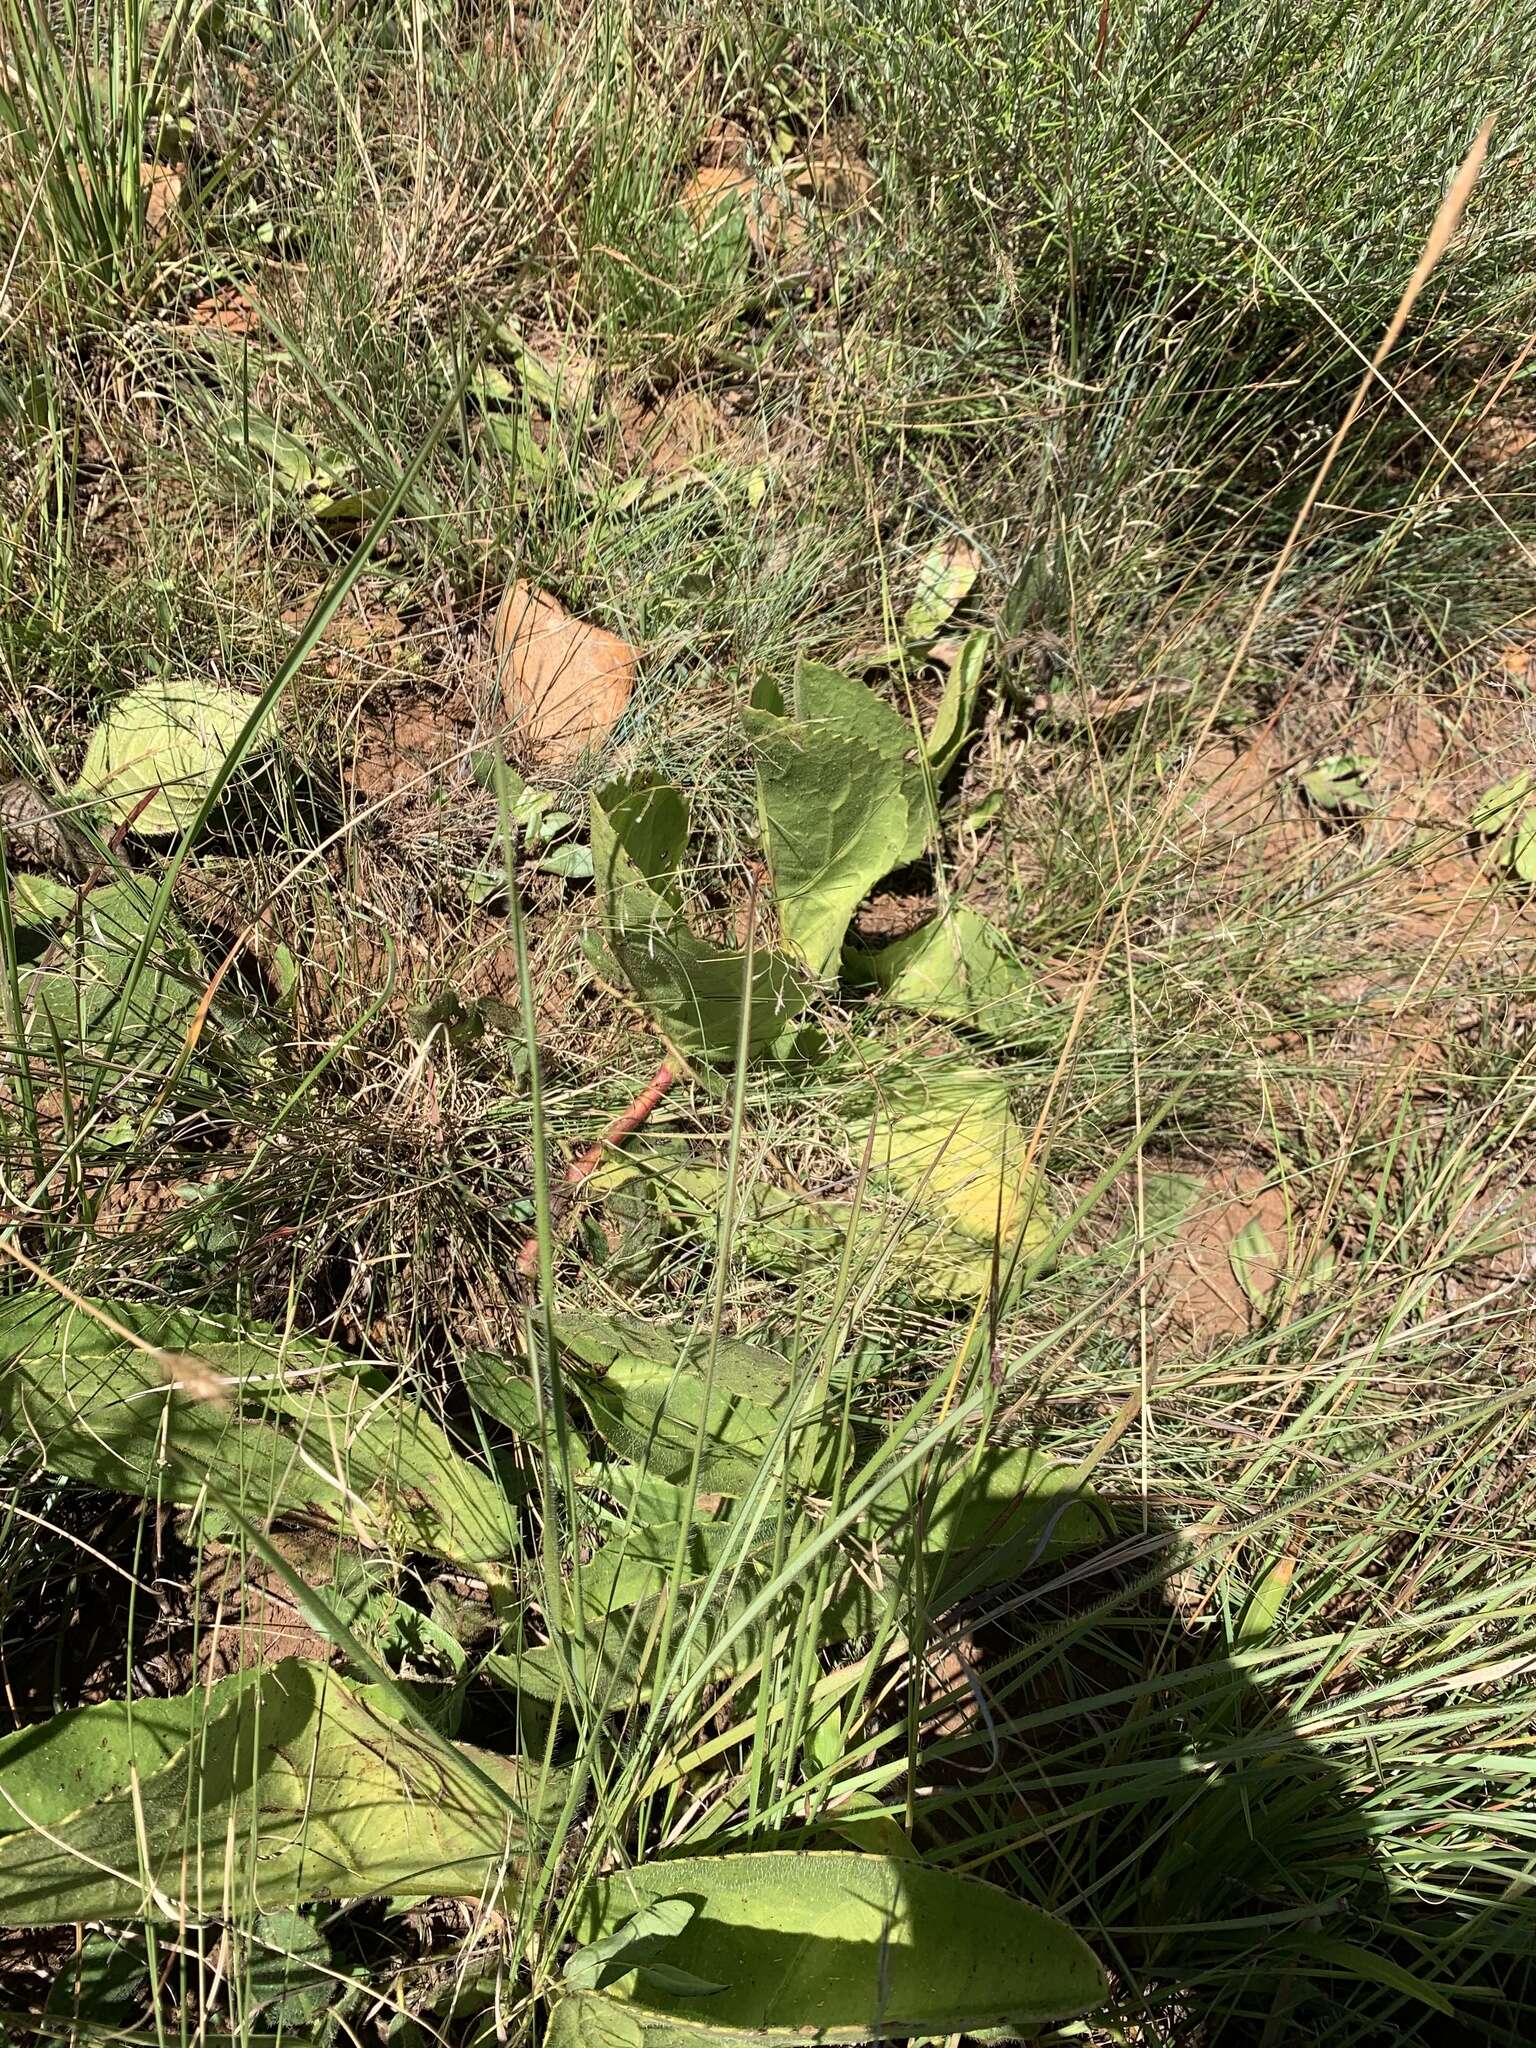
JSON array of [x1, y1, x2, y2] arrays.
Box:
[[44, 1931, 147, 2025], [573, 1518, 746, 1623], [846, 905, 1040, 1037], [572, 1851, 1107, 2037], [511, 1439, 1098, 1715], [824, 1442, 1103, 1644], [498, 1544, 773, 1712], [1500, 810, 1536, 883], [0, 1659, 562, 1927], [17, 878, 203, 1059], [1298, 753, 1375, 815], [0, 1294, 520, 1568], [1469, 769, 1533, 837], [555, 1309, 844, 1497], [10, 872, 80, 927], [479, 413, 552, 473], [218, 415, 323, 492], [564, 1898, 697, 1991], [490, 320, 598, 415], [1227, 1216, 1281, 1311], [748, 726, 915, 980], [245, 1908, 337, 2026], [924, 629, 989, 778], [460, 1350, 592, 1477], [76, 676, 274, 836], [0, 1669, 258, 1833], [589, 777, 814, 1063], [746, 660, 928, 978], [538, 840, 596, 880], [309, 485, 391, 524], [902, 542, 980, 643], [855, 1061, 1054, 1266], [547, 1995, 648, 2048]]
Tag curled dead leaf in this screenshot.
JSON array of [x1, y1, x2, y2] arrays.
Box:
[[491, 582, 635, 766]]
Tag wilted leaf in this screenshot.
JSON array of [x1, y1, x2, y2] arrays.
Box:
[[76, 677, 273, 836], [1469, 770, 1533, 836], [857, 1062, 1053, 1266], [494, 583, 636, 766], [0, 1659, 561, 1926], [924, 629, 989, 779], [589, 777, 814, 1063], [573, 1851, 1106, 2036], [846, 906, 1041, 1037], [747, 659, 927, 977], [1298, 753, 1375, 815], [902, 542, 980, 644], [0, 775, 91, 878], [0, 1294, 520, 1567]]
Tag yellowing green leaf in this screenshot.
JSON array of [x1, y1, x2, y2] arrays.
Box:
[[573, 1851, 1106, 2037], [0, 1294, 519, 1567], [76, 677, 272, 836], [858, 1062, 1053, 1262], [902, 542, 980, 643], [1238, 1552, 1297, 1643], [0, 1660, 560, 1927]]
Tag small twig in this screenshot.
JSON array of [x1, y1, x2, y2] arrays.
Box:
[[515, 1059, 678, 1277]]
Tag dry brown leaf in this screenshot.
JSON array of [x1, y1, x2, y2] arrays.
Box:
[[491, 581, 635, 765], [680, 164, 756, 226], [187, 285, 257, 335], [142, 163, 182, 234]]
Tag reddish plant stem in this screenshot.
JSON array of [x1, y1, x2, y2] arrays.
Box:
[[516, 1060, 678, 1277]]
